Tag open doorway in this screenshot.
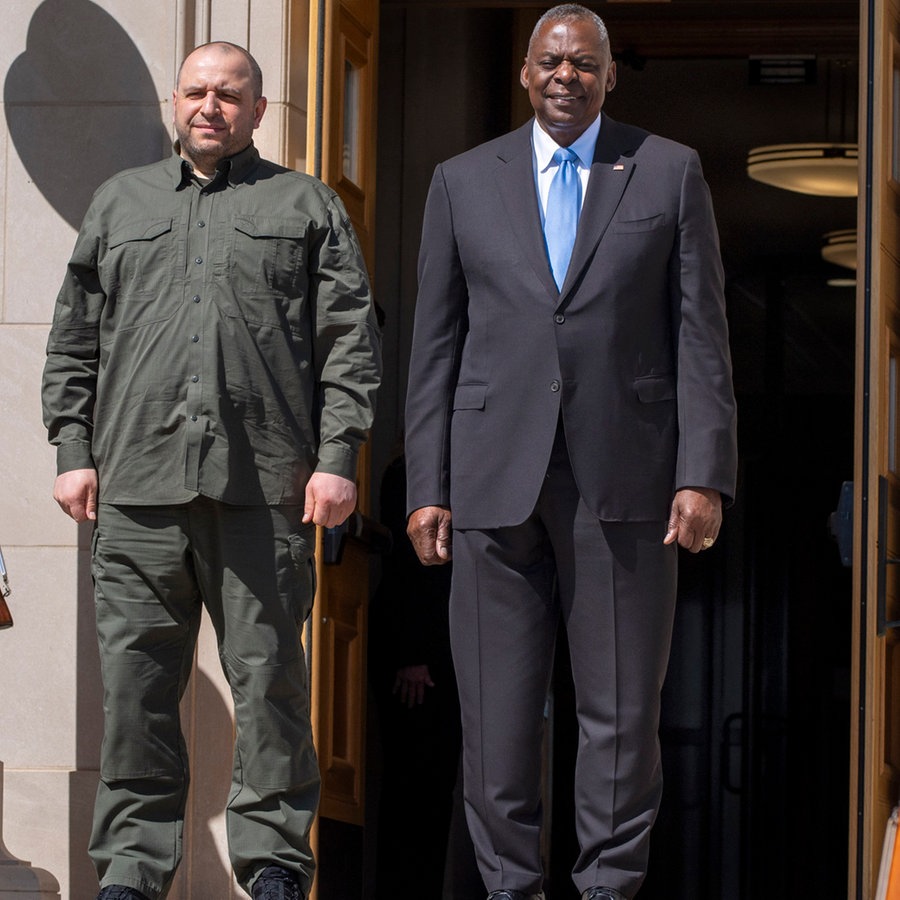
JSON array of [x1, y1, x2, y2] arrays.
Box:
[[370, 6, 857, 898]]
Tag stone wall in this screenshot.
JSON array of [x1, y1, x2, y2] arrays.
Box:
[[0, 2, 307, 896]]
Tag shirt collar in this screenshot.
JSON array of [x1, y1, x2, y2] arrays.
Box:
[[168, 141, 261, 189], [532, 112, 603, 172]]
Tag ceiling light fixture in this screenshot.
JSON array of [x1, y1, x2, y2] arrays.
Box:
[[821, 228, 858, 269], [747, 59, 858, 198], [747, 144, 858, 197]]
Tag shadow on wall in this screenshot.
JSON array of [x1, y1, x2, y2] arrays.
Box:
[[68, 663, 239, 899], [4, 0, 169, 229], [172, 665, 240, 900]]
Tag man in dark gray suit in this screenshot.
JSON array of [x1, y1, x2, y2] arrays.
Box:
[[404, 5, 737, 900]]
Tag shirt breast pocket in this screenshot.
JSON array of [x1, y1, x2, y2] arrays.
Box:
[[231, 215, 308, 300], [104, 218, 174, 300]]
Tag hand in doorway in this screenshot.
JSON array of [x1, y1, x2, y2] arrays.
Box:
[[393, 665, 435, 708]]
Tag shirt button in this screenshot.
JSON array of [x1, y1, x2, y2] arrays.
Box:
[[191, 334, 199, 343], [195, 256, 203, 265], [191, 375, 199, 383], [197, 220, 206, 228], [192, 295, 201, 303], [555, 314, 565, 324], [190, 415, 198, 422], [550, 380, 560, 392]]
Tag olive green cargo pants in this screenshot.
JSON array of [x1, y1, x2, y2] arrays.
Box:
[[89, 498, 319, 899]]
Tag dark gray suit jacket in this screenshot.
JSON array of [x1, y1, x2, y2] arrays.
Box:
[[405, 116, 737, 531]]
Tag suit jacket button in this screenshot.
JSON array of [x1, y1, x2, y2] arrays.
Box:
[[550, 380, 560, 392], [555, 314, 565, 324]]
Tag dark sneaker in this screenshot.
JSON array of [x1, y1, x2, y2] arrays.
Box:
[[96, 887, 149, 900], [252, 865, 302, 900]]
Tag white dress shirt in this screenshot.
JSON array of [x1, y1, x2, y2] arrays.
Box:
[[532, 112, 603, 223]]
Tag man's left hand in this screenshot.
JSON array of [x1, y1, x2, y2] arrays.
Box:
[[664, 487, 722, 553], [303, 472, 357, 527]]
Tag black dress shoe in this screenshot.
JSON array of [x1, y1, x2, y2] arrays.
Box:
[[582, 888, 626, 900], [487, 891, 543, 900], [96, 887, 148, 900], [252, 865, 303, 900]]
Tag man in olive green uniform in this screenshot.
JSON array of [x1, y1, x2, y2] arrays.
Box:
[[41, 42, 381, 900]]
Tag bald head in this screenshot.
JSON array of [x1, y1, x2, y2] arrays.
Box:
[[178, 42, 263, 100]]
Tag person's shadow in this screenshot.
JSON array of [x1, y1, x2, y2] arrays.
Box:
[[4, 0, 170, 229]]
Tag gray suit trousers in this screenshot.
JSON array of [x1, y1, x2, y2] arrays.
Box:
[[450, 432, 678, 898]]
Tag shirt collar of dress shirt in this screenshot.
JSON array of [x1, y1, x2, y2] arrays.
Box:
[[168, 141, 260, 189], [532, 112, 603, 174]]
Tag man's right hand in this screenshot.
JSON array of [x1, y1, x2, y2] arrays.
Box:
[[407, 505, 452, 565], [53, 468, 98, 522], [393, 664, 435, 708]]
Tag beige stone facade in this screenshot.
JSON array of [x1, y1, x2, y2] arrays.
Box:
[[0, 2, 310, 896]]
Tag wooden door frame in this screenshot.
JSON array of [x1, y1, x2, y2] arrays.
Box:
[[304, 0, 380, 857], [850, 0, 900, 895], [850, 0, 874, 880]]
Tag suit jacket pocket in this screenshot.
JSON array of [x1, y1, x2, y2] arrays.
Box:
[[611, 213, 667, 234], [634, 373, 676, 403], [453, 383, 487, 410]]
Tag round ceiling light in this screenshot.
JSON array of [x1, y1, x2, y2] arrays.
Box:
[[747, 143, 859, 197], [821, 228, 857, 270]]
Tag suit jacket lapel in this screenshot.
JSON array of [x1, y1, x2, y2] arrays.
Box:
[[494, 123, 560, 303], [558, 116, 636, 303], [494, 117, 640, 303]]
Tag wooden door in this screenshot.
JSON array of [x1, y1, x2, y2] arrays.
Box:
[[305, 0, 379, 831], [851, 0, 900, 895]]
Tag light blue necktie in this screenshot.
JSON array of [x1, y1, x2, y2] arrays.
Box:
[[545, 147, 582, 290]]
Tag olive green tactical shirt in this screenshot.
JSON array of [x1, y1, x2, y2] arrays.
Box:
[[42, 143, 381, 506]]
